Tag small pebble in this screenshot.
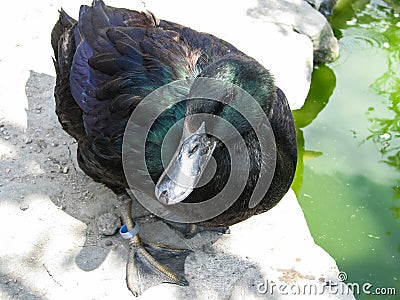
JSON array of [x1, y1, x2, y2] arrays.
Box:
[[37, 140, 47, 149], [4, 136, 10, 140], [105, 240, 113, 246], [25, 138, 33, 144], [51, 142, 59, 147], [5, 168, 11, 173], [62, 167, 69, 174], [97, 213, 121, 236]]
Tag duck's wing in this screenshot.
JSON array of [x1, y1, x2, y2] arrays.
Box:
[[70, 0, 199, 136]]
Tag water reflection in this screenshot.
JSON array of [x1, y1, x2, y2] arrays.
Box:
[[354, 0, 400, 217], [294, 0, 400, 294], [332, 0, 400, 218], [330, 0, 370, 37], [292, 65, 336, 194]]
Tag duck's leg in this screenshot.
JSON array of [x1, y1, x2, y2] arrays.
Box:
[[162, 219, 230, 239], [117, 193, 192, 297]]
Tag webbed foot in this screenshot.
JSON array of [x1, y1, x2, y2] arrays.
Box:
[[124, 230, 192, 296], [116, 193, 193, 296]]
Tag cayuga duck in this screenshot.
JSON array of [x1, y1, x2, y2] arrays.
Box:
[[51, 0, 297, 296]]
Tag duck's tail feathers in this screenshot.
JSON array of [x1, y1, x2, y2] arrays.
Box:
[[51, 9, 77, 62], [52, 9, 86, 141]]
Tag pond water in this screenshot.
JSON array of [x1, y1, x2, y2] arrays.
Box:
[[293, 0, 400, 298]]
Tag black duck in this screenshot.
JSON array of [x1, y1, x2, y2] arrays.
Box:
[[51, 0, 297, 296]]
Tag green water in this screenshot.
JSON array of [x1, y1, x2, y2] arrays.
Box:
[[293, 0, 400, 298]]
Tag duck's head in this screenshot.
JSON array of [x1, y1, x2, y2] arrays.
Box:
[[155, 54, 276, 205]]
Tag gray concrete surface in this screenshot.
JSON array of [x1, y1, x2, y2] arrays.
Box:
[[0, 0, 354, 299]]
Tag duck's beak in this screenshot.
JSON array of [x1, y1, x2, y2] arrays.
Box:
[[155, 122, 216, 205]]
